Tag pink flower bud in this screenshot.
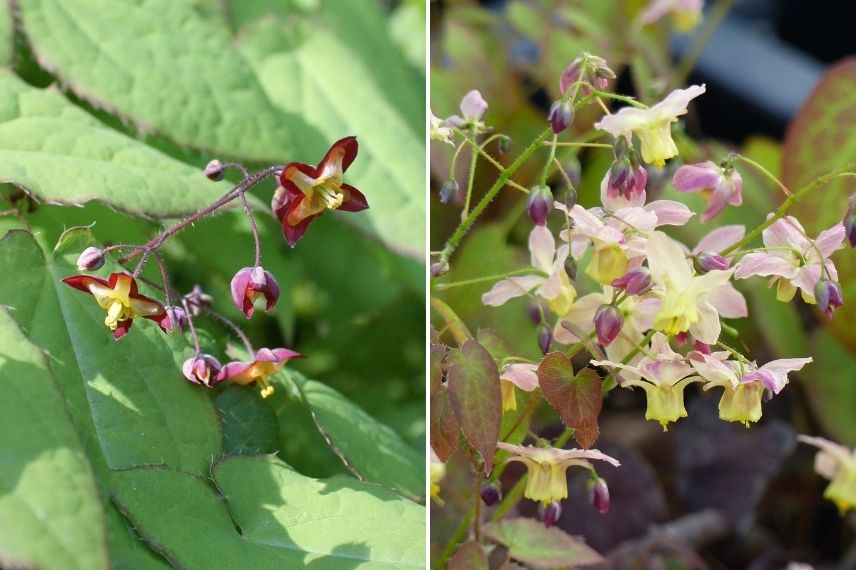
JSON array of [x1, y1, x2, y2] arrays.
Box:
[[608, 158, 631, 194], [204, 159, 226, 181], [611, 268, 652, 295], [695, 251, 730, 273], [815, 279, 843, 318], [182, 353, 222, 388], [845, 194, 856, 248], [612, 136, 629, 159], [527, 185, 554, 226], [588, 477, 610, 514], [159, 305, 188, 333], [594, 304, 623, 346], [540, 500, 562, 527], [537, 323, 553, 355], [430, 262, 449, 277], [547, 99, 574, 134], [231, 266, 280, 318], [480, 483, 502, 507], [76, 247, 105, 271]]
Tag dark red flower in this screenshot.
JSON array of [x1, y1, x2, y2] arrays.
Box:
[[273, 136, 369, 247], [230, 266, 279, 319]]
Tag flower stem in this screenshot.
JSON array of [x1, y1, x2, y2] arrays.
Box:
[[238, 190, 262, 267], [433, 268, 547, 290], [462, 126, 479, 220]]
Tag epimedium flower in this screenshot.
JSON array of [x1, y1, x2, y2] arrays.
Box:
[[218, 347, 302, 399], [445, 89, 488, 130], [429, 110, 453, 145], [639, 0, 704, 33], [646, 231, 735, 344], [231, 266, 279, 319], [673, 161, 743, 222], [273, 136, 369, 247], [482, 225, 576, 315], [63, 272, 166, 340], [499, 363, 538, 412], [496, 442, 620, 504], [594, 85, 706, 167], [182, 353, 223, 388], [592, 332, 703, 429], [798, 435, 856, 514], [734, 216, 845, 304], [689, 351, 811, 426]]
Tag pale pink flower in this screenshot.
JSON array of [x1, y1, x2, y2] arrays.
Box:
[[639, 0, 705, 32], [692, 226, 748, 321], [798, 435, 856, 513], [446, 90, 488, 129], [672, 161, 743, 222], [734, 216, 845, 303], [595, 85, 706, 166], [499, 363, 539, 412]]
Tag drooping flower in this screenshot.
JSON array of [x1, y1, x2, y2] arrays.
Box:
[[497, 442, 620, 504], [273, 136, 369, 247], [815, 279, 844, 318], [481, 483, 501, 507], [218, 347, 302, 399], [182, 353, 223, 388], [63, 272, 166, 340], [673, 161, 743, 222], [482, 226, 576, 315], [499, 363, 539, 412], [594, 85, 706, 167], [588, 477, 610, 514], [691, 225, 749, 322], [611, 267, 652, 296], [161, 305, 188, 333], [445, 90, 488, 130], [594, 304, 623, 346], [734, 216, 845, 304], [592, 332, 703, 429], [430, 111, 453, 145], [639, 0, 705, 33], [230, 266, 280, 319], [798, 435, 856, 514], [690, 351, 811, 426], [560, 53, 615, 97], [646, 231, 734, 344]]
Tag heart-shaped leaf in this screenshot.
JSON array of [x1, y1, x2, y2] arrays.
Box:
[[482, 518, 604, 569], [538, 353, 602, 449]]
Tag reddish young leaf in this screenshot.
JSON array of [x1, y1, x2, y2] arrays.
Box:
[[448, 540, 488, 570], [430, 384, 460, 462], [482, 518, 604, 569], [538, 352, 602, 448], [448, 340, 502, 472]]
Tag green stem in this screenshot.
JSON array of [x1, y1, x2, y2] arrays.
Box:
[[433, 268, 547, 290], [462, 126, 479, 220], [430, 297, 473, 344], [592, 90, 647, 109]]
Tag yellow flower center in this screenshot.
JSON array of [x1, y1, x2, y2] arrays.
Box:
[[586, 243, 628, 284], [644, 384, 689, 430], [500, 380, 517, 412], [635, 119, 678, 167], [825, 465, 856, 514], [716, 382, 763, 427], [316, 181, 345, 210]]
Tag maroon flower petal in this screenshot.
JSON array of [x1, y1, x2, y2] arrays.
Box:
[[281, 212, 321, 248], [262, 270, 280, 311], [112, 319, 133, 341], [62, 274, 108, 294], [230, 267, 254, 318], [338, 183, 369, 213], [319, 136, 358, 175]]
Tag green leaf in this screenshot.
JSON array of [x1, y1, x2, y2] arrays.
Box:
[[0, 70, 233, 217], [238, 16, 425, 257], [538, 353, 602, 449], [0, 310, 108, 570], [482, 518, 604, 569], [448, 541, 488, 570], [782, 58, 856, 349], [16, 0, 311, 162], [448, 340, 502, 472], [215, 387, 280, 455], [0, 2, 12, 67], [111, 456, 425, 568], [281, 371, 424, 499]]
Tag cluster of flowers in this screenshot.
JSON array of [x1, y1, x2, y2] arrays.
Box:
[[431, 52, 856, 520], [63, 137, 368, 398]]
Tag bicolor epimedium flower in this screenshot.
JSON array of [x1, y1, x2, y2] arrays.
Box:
[[182, 353, 223, 388], [482, 225, 576, 315], [218, 347, 301, 399], [690, 351, 811, 426], [273, 136, 369, 247], [734, 216, 845, 304], [445, 90, 488, 130], [673, 161, 743, 222], [646, 231, 735, 344], [231, 266, 279, 319], [429, 111, 453, 145], [639, 0, 704, 32], [499, 363, 538, 412], [798, 435, 856, 514], [497, 442, 620, 504], [592, 333, 703, 429], [63, 272, 166, 340], [594, 85, 706, 167]]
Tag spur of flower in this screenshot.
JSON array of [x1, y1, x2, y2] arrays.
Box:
[[218, 347, 302, 399], [273, 136, 369, 247], [592, 332, 703, 429], [798, 435, 856, 514], [673, 160, 743, 222], [482, 225, 576, 315], [497, 442, 620, 504], [594, 85, 706, 167], [63, 272, 167, 340], [734, 215, 845, 304], [499, 363, 538, 412], [690, 351, 811, 426]]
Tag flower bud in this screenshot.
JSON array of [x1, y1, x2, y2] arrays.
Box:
[[160, 305, 188, 333], [562, 158, 581, 191], [845, 194, 856, 248], [608, 157, 632, 195], [612, 136, 628, 159], [231, 266, 280, 318], [594, 304, 623, 346], [439, 180, 458, 205], [815, 279, 843, 318], [537, 323, 553, 355], [695, 251, 730, 273], [480, 483, 502, 507], [527, 301, 542, 325], [588, 477, 610, 514], [527, 185, 554, 226], [611, 268, 652, 295], [76, 246, 105, 271], [430, 262, 449, 277], [547, 99, 574, 134], [204, 159, 226, 181], [498, 136, 513, 155], [562, 187, 578, 211], [564, 257, 578, 280], [540, 500, 562, 527], [184, 285, 213, 317], [627, 147, 641, 172], [182, 353, 222, 388]]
